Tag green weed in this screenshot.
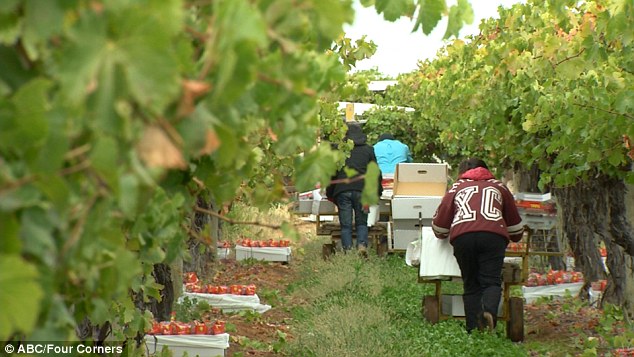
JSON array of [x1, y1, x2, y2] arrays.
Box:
[[173, 297, 210, 322]]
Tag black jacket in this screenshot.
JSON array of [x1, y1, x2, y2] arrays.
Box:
[[326, 124, 383, 200]]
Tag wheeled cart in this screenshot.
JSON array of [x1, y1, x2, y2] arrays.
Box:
[[420, 267, 525, 342], [419, 225, 563, 342]]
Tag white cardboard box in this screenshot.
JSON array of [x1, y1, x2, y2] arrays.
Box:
[[235, 246, 291, 262], [144, 333, 229, 357], [392, 229, 419, 250], [391, 219, 422, 250], [391, 163, 448, 220], [391, 197, 442, 219]]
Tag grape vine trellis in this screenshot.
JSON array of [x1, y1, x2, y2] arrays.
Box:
[[396, 0, 634, 314], [0, 0, 474, 348]]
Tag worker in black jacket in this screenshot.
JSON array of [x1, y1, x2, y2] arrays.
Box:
[[326, 122, 382, 254]]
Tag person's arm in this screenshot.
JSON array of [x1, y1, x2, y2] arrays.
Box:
[[405, 144, 413, 162], [501, 186, 524, 242], [431, 189, 456, 239]]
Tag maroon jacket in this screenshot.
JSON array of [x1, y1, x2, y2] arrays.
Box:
[[432, 167, 524, 243]]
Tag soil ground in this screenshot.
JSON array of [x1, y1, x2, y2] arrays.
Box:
[[199, 250, 616, 357]]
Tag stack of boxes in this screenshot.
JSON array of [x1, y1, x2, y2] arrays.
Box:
[[390, 163, 449, 250], [514, 192, 557, 230]]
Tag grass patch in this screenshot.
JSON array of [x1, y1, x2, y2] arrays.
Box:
[[287, 245, 528, 357]]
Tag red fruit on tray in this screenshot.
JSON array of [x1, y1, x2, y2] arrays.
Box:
[[149, 320, 161, 335], [192, 321, 208, 335], [230, 285, 242, 294], [245, 284, 256, 295], [161, 322, 174, 335], [211, 321, 225, 335], [175, 322, 190, 335]]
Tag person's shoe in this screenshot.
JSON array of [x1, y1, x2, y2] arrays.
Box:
[[357, 245, 368, 258], [482, 311, 495, 332]]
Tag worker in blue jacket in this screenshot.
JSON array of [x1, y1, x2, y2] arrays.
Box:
[[373, 133, 412, 174]]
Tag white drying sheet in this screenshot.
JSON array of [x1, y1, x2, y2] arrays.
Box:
[[418, 227, 462, 280], [144, 333, 229, 357], [235, 246, 291, 256], [522, 282, 584, 304], [180, 292, 272, 314]]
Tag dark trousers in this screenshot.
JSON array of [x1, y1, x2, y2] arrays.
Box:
[[452, 232, 507, 331], [335, 191, 368, 250]]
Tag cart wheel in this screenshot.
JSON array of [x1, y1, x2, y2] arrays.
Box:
[[506, 297, 524, 342], [422, 295, 439, 324]]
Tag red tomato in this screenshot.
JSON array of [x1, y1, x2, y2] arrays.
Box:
[[192, 321, 208, 335], [184, 272, 199, 284], [149, 320, 161, 335], [161, 322, 174, 335], [230, 285, 242, 294], [211, 321, 225, 335]]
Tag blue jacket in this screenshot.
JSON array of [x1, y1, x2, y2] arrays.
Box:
[[373, 139, 412, 174]]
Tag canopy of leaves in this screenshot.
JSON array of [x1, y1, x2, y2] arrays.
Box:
[[0, 0, 460, 344], [399, 0, 633, 188]]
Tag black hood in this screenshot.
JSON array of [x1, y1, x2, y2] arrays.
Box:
[[345, 123, 367, 146]]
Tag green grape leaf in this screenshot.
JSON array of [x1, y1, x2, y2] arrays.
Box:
[[614, 90, 634, 113], [0, 213, 21, 254], [414, 0, 446, 35], [294, 145, 340, 192], [443, 0, 473, 39], [314, 0, 355, 40], [56, 11, 107, 106], [34, 109, 69, 175], [375, 0, 414, 22], [119, 173, 139, 218], [90, 136, 120, 190], [361, 161, 380, 206], [10, 78, 51, 150], [22, 0, 65, 59], [90, 299, 110, 325], [0, 0, 19, 13], [0, 11, 21, 45], [0, 254, 44, 340]]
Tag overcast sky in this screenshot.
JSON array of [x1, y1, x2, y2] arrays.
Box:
[[344, 0, 525, 77]]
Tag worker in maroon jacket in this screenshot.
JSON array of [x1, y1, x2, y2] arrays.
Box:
[[432, 158, 524, 333]]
